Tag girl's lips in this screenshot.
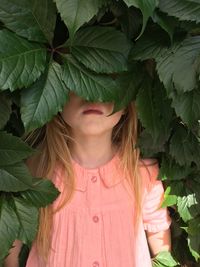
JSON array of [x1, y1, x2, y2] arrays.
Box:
[[82, 104, 104, 115], [82, 109, 103, 115]]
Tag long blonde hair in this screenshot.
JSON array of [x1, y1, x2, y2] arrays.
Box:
[[24, 101, 141, 260]]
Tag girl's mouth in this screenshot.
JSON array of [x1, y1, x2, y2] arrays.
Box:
[[82, 109, 103, 115]]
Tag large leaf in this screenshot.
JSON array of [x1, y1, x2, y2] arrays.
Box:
[[130, 34, 200, 95], [136, 78, 173, 143], [0, 93, 11, 129], [164, 36, 200, 93], [0, 162, 33, 192], [169, 125, 200, 167], [54, 0, 105, 39], [70, 26, 131, 73], [12, 197, 38, 245], [159, 0, 200, 24], [155, 44, 179, 96], [21, 177, 60, 207], [123, 0, 159, 38], [172, 89, 200, 127], [0, 30, 46, 91], [156, 36, 200, 94], [21, 60, 69, 132], [136, 78, 174, 156], [61, 54, 120, 102], [0, 196, 19, 260], [0, 132, 34, 166], [0, 0, 56, 44]]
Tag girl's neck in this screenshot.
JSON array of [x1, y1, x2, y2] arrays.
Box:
[[69, 133, 118, 169]]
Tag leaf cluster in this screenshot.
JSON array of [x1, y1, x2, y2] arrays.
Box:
[[0, 0, 200, 265]]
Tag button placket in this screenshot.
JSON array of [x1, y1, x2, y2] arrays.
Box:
[[87, 172, 101, 266]]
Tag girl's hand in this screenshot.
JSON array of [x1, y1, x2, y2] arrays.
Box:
[[146, 228, 171, 257]]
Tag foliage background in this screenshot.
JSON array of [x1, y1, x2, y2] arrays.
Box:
[[0, 0, 200, 266]]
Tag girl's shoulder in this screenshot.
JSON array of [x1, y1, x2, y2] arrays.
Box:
[[138, 158, 160, 190]]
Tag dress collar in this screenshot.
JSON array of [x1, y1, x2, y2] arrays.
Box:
[[71, 152, 126, 191]]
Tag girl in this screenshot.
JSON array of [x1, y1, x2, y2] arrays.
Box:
[[4, 91, 171, 267]]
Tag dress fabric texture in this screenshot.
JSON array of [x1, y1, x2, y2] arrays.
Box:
[[26, 153, 171, 267]]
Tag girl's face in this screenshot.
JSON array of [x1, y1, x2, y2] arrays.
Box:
[[61, 92, 125, 137]]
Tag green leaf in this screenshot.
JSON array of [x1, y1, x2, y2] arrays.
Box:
[[21, 60, 69, 132], [138, 129, 165, 158], [112, 65, 143, 112], [0, 93, 11, 129], [187, 217, 200, 261], [187, 217, 200, 236], [177, 193, 198, 222], [129, 29, 169, 61], [153, 251, 179, 267], [157, 35, 200, 94], [61, 54, 120, 102], [159, 156, 193, 181], [167, 36, 200, 93], [169, 124, 200, 167], [21, 178, 60, 207], [0, 0, 56, 44], [54, 0, 105, 39], [0, 132, 34, 166], [151, 10, 177, 42], [70, 26, 131, 73], [123, 0, 159, 38], [0, 30, 46, 91], [136, 78, 173, 143], [0, 196, 19, 260], [159, 0, 200, 24], [0, 162, 33, 192], [155, 43, 179, 96], [172, 90, 200, 127], [130, 34, 200, 95], [113, 3, 143, 40], [136, 82, 159, 140], [168, 181, 185, 197], [175, 178, 200, 223], [161, 186, 177, 208], [12, 197, 38, 245]]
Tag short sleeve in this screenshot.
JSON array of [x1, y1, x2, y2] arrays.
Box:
[[140, 159, 172, 233]]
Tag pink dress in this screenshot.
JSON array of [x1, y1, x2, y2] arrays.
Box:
[[26, 153, 171, 267]]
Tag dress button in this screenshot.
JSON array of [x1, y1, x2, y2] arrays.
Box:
[[92, 215, 99, 223], [92, 261, 99, 267], [91, 176, 97, 183]]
